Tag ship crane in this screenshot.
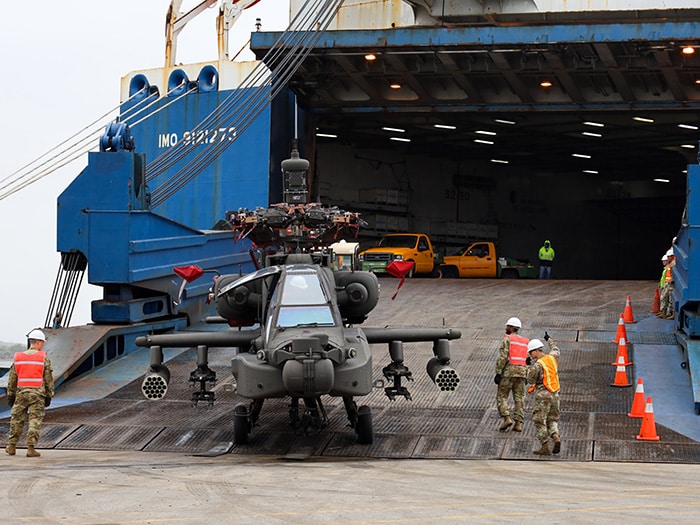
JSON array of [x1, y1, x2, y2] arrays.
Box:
[[165, 0, 263, 66]]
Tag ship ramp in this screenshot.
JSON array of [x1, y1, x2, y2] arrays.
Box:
[[2, 279, 700, 463]]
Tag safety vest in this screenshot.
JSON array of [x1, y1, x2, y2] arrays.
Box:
[[664, 262, 674, 284], [14, 351, 46, 388], [507, 334, 529, 366], [538, 354, 560, 393], [539, 246, 555, 261]]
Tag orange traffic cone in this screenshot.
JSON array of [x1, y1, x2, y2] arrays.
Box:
[[651, 288, 661, 313], [611, 337, 633, 366], [611, 356, 632, 387], [636, 396, 660, 441], [628, 377, 646, 418], [612, 313, 628, 343], [623, 295, 637, 323]]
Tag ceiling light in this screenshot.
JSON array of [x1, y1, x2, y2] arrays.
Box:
[[583, 121, 605, 127], [582, 132, 602, 138], [679, 124, 699, 130], [390, 136, 411, 143], [434, 124, 456, 130], [495, 119, 516, 125], [475, 130, 497, 136], [474, 139, 494, 145], [572, 153, 591, 159], [364, 53, 377, 61], [583, 170, 599, 174], [654, 178, 670, 183], [389, 82, 401, 90], [696, 78, 700, 85], [681, 144, 696, 149], [682, 46, 695, 55], [316, 133, 338, 138], [382, 127, 405, 133], [633, 116, 654, 123], [491, 159, 509, 164], [540, 80, 553, 88]]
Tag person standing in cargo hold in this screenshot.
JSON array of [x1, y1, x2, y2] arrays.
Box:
[[494, 317, 528, 432], [4, 329, 54, 458], [526, 334, 561, 456], [538, 240, 555, 279], [657, 249, 676, 320]]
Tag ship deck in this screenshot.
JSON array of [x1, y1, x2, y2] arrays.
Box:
[[3, 278, 699, 463]]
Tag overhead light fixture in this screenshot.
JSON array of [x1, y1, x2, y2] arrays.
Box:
[[583, 121, 605, 127], [316, 133, 338, 138], [475, 130, 497, 136], [382, 126, 405, 133], [582, 132, 602, 138], [364, 53, 377, 61], [494, 119, 516, 125], [681, 144, 696, 149], [679, 124, 699, 130], [474, 139, 494, 145], [572, 153, 592, 159], [434, 124, 456, 130], [491, 159, 509, 164], [682, 46, 695, 55], [654, 178, 670, 183], [389, 82, 401, 90], [583, 170, 599, 174], [696, 78, 700, 85], [540, 80, 553, 88], [633, 116, 654, 123], [390, 137, 411, 143]]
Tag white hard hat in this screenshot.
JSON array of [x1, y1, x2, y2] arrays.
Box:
[[666, 249, 674, 257], [528, 339, 544, 352], [662, 255, 668, 262], [506, 317, 522, 328], [27, 329, 46, 341]]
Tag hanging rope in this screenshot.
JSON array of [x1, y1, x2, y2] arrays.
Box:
[[45, 252, 87, 329]]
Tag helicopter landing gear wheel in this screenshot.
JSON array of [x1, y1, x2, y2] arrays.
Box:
[[233, 404, 250, 445], [356, 405, 373, 444]]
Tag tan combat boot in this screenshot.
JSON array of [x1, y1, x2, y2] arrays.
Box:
[[533, 442, 551, 455], [26, 446, 41, 458], [552, 433, 561, 454], [512, 421, 523, 432], [5, 444, 16, 456], [499, 416, 513, 432]]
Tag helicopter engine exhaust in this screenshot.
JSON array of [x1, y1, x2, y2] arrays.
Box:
[[141, 345, 171, 400]]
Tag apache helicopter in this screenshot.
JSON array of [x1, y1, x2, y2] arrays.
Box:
[[136, 145, 461, 444]]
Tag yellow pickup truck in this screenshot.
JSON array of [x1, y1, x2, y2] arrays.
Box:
[[439, 241, 537, 279], [359, 233, 440, 277]]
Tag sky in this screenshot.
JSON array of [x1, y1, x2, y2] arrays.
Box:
[[0, 1, 290, 343]]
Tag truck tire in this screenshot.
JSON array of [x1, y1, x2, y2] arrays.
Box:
[[440, 266, 459, 279], [406, 261, 415, 278]]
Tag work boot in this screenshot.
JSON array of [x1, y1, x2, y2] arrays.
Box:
[[512, 421, 523, 432], [5, 444, 16, 456], [533, 442, 551, 455], [655, 311, 665, 318], [551, 433, 561, 454], [26, 446, 40, 458], [499, 416, 513, 432], [665, 312, 675, 320]]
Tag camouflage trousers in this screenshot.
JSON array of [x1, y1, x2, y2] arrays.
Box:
[[496, 377, 526, 422], [532, 389, 560, 444], [660, 283, 675, 316], [7, 389, 46, 447]]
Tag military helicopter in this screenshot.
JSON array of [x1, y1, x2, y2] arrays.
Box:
[[135, 145, 461, 445]]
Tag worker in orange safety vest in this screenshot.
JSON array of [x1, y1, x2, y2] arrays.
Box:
[[5, 328, 54, 457], [494, 317, 529, 432], [526, 333, 561, 456]]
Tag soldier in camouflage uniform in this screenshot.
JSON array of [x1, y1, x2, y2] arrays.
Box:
[[494, 317, 529, 432], [526, 334, 561, 455], [5, 328, 54, 457]]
